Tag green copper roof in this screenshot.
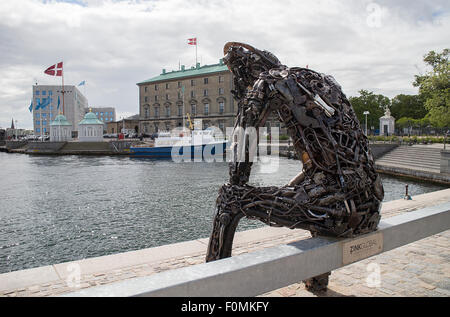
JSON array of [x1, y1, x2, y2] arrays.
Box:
[[79, 112, 104, 125], [50, 114, 72, 126], [137, 61, 229, 85]]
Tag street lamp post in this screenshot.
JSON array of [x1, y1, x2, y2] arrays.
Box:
[[363, 111, 370, 136]]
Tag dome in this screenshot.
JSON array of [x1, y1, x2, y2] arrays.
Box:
[[79, 111, 104, 125], [50, 114, 72, 126]]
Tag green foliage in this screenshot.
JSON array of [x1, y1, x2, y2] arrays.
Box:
[[368, 135, 445, 143], [349, 89, 389, 129], [391, 94, 426, 120], [413, 48, 450, 128]]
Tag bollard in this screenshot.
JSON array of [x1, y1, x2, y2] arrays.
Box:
[[404, 184, 412, 200]]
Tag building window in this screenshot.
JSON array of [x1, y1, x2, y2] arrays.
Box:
[[144, 107, 149, 118], [219, 102, 225, 114], [178, 81, 182, 88], [36, 120, 40, 125], [219, 76, 224, 83], [204, 78, 208, 84], [191, 104, 197, 115], [166, 94, 169, 100], [100, 112, 103, 116], [190, 91, 195, 98], [155, 84, 158, 91], [144, 96, 148, 102], [110, 112, 113, 116], [219, 88, 224, 95], [36, 91, 40, 95], [48, 91, 52, 95], [203, 89, 208, 97], [191, 79, 195, 86], [204, 103, 209, 115], [178, 91, 182, 99], [154, 107, 159, 118], [155, 95, 158, 102], [144, 86, 148, 92], [36, 128, 40, 133], [36, 114, 40, 118], [36, 98, 40, 104], [166, 83, 169, 89], [43, 121, 47, 126], [178, 105, 183, 116], [42, 91, 46, 95], [42, 113, 47, 118], [50, 113, 53, 118], [166, 106, 170, 117]]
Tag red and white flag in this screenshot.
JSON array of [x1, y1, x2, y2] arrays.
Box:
[[187, 38, 197, 45], [44, 62, 63, 76]]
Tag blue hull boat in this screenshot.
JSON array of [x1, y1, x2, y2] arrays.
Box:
[[130, 141, 228, 159]]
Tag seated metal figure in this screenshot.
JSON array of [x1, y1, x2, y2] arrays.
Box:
[[206, 42, 384, 288]]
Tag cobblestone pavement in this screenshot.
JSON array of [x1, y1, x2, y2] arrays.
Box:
[[1, 200, 449, 297]]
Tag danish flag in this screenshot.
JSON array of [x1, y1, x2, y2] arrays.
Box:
[[187, 38, 197, 45], [44, 62, 63, 76]]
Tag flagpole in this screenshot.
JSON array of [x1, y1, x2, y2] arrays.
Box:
[[62, 60, 65, 115], [40, 101, 43, 142], [182, 86, 185, 130], [196, 39, 198, 65]]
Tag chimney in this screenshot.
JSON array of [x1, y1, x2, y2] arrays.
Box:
[[181, 65, 185, 71], [196, 62, 200, 69], [162, 69, 166, 74]]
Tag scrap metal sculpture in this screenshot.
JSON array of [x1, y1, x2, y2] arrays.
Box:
[[206, 42, 384, 290]]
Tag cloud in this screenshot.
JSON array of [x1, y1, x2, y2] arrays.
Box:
[[0, 0, 448, 129]]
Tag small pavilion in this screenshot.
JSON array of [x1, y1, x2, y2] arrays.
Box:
[[78, 110, 104, 142], [49, 114, 73, 142]]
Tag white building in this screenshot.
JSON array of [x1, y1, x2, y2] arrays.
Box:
[[32, 85, 88, 136], [379, 108, 395, 136], [78, 112, 104, 142], [50, 114, 73, 142]]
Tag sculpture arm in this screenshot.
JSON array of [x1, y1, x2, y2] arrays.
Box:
[[229, 78, 271, 186]]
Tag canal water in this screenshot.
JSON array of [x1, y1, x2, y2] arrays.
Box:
[[0, 152, 447, 274]]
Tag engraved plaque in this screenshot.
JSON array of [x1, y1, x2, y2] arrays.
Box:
[[342, 232, 383, 265]]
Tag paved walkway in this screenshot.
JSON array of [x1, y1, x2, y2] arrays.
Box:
[[1, 188, 449, 297]]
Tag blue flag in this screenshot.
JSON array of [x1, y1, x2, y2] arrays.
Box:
[[35, 99, 41, 111], [29, 101, 33, 112], [78, 80, 85, 86], [57, 95, 60, 110]]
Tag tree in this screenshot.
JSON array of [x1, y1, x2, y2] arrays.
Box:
[[391, 94, 426, 120], [413, 49, 450, 128], [349, 90, 390, 131]]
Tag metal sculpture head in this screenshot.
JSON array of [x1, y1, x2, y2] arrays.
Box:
[[223, 42, 283, 95]]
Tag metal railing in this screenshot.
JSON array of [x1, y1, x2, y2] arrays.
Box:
[[64, 202, 450, 297]]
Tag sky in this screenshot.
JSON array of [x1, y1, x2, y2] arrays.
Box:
[[0, 0, 448, 130]]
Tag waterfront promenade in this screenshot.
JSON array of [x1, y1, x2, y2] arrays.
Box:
[[1, 188, 449, 297]]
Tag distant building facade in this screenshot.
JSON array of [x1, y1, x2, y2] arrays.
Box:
[[84, 107, 116, 130], [106, 115, 140, 134], [32, 85, 88, 136], [137, 60, 236, 134]]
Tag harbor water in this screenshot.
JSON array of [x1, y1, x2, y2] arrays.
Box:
[[0, 152, 447, 274]]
